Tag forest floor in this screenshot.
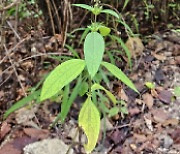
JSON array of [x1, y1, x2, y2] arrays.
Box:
[[0, 3, 180, 154]]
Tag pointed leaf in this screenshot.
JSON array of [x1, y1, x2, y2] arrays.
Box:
[[4, 90, 41, 118], [41, 59, 85, 101], [91, 83, 117, 104], [60, 76, 82, 122], [84, 32, 105, 78], [101, 62, 139, 93], [111, 35, 132, 67], [101, 9, 119, 19], [78, 97, 100, 153], [72, 4, 93, 12], [99, 26, 111, 36]]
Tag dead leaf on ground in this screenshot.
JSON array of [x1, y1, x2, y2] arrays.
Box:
[[133, 133, 147, 142], [163, 118, 179, 127], [23, 128, 50, 140], [0, 121, 11, 140], [158, 90, 173, 104], [142, 93, 154, 109], [109, 129, 125, 145], [151, 109, 169, 123], [144, 114, 153, 131], [152, 52, 167, 61], [125, 37, 144, 58], [15, 107, 38, 124], [0, 136, 37, 154], [118, 89, 128, 102], [170, 129, 180, 144], [129, 107, 141, 116]]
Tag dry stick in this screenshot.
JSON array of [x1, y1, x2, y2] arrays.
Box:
[[0, 1, 5, 50], [0, 37, 27, 64], [45, 0, 56, 36], [61, 0, 70, 48], [7, 21, 21, 40], [0, 72, 13, 87], [0, 52, 71, 86], [51, 0, 61, 34], [4, 44, 27, 96], [0, 0, 21, 12]]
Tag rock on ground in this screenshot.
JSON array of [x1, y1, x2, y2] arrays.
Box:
[[23, 138, 73, 154]]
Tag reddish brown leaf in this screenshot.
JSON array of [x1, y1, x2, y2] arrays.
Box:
[[0, 121, 11, 140], [23, 128, 50, 140], [158, 90, 173, 104], [142, 93, 154, 109], [170, 129, 180, 144]]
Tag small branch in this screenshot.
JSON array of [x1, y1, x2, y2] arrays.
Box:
[[0, 0, 21, 12], [4, 44, 27, 96]]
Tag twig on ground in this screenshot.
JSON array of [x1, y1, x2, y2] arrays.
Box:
[[4, 44, 27, 96], [0, 0, 21, 12]]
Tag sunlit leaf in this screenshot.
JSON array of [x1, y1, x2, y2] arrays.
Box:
[[78, 97, 100, 153], [145, 82, 155, 89], [79, 81, 89, 96], [101, 62, 139, 93], [101, 9, 119, 19], [84, 32, 105, 78], [123, 0, 130, 10], [72, 4, 93, 12], [91, 83, 117, 104], [99, 26, 111, 36], [40, 59, 85, 101], [60, 77, 82, 122], [174, 86, 180, 97], [108, 106, 119, 117]]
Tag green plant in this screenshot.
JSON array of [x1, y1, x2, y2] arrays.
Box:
[[7, 0, 42, 20], [5, 1, 139, 153]]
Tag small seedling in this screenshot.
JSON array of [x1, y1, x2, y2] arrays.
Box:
[[5, 1, 138, 153]]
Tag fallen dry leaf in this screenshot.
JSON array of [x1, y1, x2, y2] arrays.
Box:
[[133, 133, 147, 142], [142, 93, 154, 109], [144, 114, 153, 131], [118, 89, 128, 102], [170, 129, 180, 144], [158, 90, 173, 104], [163, 118, 179, 127], [125, 37, 144, 58], [151, 109, 169, 123], [152, 52, 167, 61], [0, 136, 37, 154], [23, 128, 50, 140], [0, 121, 11, 140], [129, 107, 140, 116]]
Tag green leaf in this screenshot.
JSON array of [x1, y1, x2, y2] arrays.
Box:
[[65, 44, 80, 58], [145, 82, 155, 89], [40, 59, 85, 101], [72, 4, 93, 12], [111, 35, 132, 68], [79, 82, 89, 96], [78, 97, 100, 153], [174, 86, 180, 97], [120, 106, 128, 114], [91, 83, 117, 104], [123, 0, 130, 10], [79, 28, 90, 45], [108, 106, 119, 117], [4, 90, 41, 119], [60, 77, 82, 122], [84, 32, 105, 78], [101, 9, 119, 19], [99, 26, 111, 36], [101, 62, 139, 93]]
